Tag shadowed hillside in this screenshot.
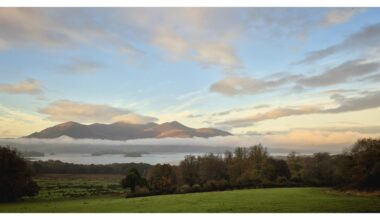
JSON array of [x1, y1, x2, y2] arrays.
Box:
[[25, 121, 231, 140]]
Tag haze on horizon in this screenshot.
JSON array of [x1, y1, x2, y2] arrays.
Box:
[[1, 8, 380, 152]]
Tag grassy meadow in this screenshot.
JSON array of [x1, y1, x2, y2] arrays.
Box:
[[27, 174, 125, 200], [0, 174, 379, 213]]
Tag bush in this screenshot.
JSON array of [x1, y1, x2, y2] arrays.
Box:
[[203, 179, 229, 191], [126, 186, 151, 198], [178, 184, 192, 193], [0, 146, 39, 202], [191, 184, 202, 192], [276, 176, 288, 185], [121, 168, 147, 192]]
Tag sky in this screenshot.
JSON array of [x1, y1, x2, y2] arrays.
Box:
[[0, 8, 380, 150]]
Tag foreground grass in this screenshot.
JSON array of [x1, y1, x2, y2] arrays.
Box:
[[1, 187, 379, 213]]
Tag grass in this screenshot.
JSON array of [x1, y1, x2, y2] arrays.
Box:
[[27, 174, 125, 201], [0, 177, 379, 213]]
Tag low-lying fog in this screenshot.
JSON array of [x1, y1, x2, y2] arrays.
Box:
[[0, 134, 348, 154], [0, 135, 355, 164]]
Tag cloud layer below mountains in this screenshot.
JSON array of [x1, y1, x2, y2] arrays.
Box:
[[2, 128, 378, 153]]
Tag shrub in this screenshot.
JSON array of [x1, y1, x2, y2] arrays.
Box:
[[203, 179, 229, 191], [126, 186, 151, 198], [178, 184, 192, 193], [191, 184, 202, 192], [276, 176, 288, 185]]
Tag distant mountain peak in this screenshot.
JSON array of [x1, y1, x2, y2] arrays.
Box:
[[168, 121, 181, 125], [25, 120, 231, 140], [55, 121, 81, 129]]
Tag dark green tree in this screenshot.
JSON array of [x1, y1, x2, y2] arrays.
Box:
[[146, 164, 177, 193], [121, 168, 146, 192], [179, 155, 200, 186], [302, 152, 334, 186], [0, 146, 39, 202], [349, 138, 380, 189], [198, 154, 227, 184]]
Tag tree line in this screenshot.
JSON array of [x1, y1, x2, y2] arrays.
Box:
[[121, 138, 380, 197], [31, 160, 151, 175]]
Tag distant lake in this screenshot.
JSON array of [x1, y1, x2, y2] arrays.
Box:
[[26, 152, 291, 165], [27, 152, 206, 165]]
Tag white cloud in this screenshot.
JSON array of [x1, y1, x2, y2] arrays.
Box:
[[217, 91, 380, 128], [153, 28, 189, 59], [299, 59, 380, 87], [39, 100, 157, 124], [324, 8, 365, 26], [210, 74, 299, 96], [112, 113, 157, 124], [0, 104, 54, 138], [58, 58, 103, 74], [0, 8, 140, 56], [0, 79, 43, 95], [218, 105, 322, 128], [297, 22, 380, 64], [195, 43, 243, 70]]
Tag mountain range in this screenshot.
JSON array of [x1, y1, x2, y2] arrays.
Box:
[[25, 121, 232, 140]]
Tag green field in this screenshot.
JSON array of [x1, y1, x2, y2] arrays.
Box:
[[0, 174, 379, 213], [29, 174, 125, 200]]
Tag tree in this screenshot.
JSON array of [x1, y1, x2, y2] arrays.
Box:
[[226, 148, 249, 186], [146, 164, 177, 193], [262, 158, 291, 182], [179, 155, 199, 186], [0, 146, 39, 202], [302, 153, 334, 186], [198, 154, 227, 184], [287, 152, 303, 182], [121, 168, 146, 192], [349, 138, 380, 189]]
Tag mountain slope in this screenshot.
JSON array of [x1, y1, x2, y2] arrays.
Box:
[[25, 121, 231, 140]]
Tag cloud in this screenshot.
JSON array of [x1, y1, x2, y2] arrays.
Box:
[[210, 74, 299, 96], [265, 129, 375, 151], [361, 73, 380, 82], [153, 28, 190, 59], [299, 59, 380, 87], [321, 89, 356, 95], [0, 104, 54, 138], [58, 58, 103, 74], [2, 128, 378, 153], [0, 8, 140, 56], [0, 79, 43, 95], [1, 8, 367, 72], [39, 100, 157, 124], [297, 22, 380, 64], [218, 91, 380, 128], [212, 104, 271, 117], [323, 8, 365, 26], [153, 30, 242, 70], [195, 43, 243, 70], [105, 8, 245, 71], [155, 37, 240, 71], [112, 114, 158, 124], [299, 126, 380, 134], [218, 106, 322, 127], [211, 58, 379, 98], [326, 90, 380, 113]]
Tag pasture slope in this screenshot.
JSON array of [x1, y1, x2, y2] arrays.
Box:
[[0, 187, 379, 212]]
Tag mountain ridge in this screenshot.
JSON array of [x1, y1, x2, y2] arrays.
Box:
[[25, 121, 232, 140]]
